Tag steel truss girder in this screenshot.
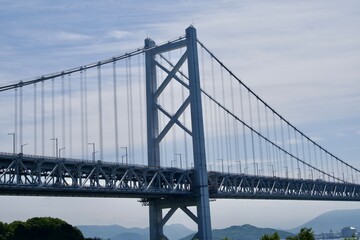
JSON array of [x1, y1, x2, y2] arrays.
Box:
[[1, 153, 360, 201], [208, 172, 360, 201], [0, 153, 193, 198]]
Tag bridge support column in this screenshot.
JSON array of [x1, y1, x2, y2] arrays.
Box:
[[145, 26, 212, 240]]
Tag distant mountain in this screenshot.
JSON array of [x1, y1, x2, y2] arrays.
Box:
[[78, 225, 127, 239], [179, 224, 293, 240], [111, 232, 147, 240], [77, 223, 194, 240], [289, 209, 360, 234]]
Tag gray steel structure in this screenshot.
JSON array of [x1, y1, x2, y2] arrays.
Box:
[[145, 26, 212, 240], [1, 26, 360, 240], [1, 153, 360, 200]]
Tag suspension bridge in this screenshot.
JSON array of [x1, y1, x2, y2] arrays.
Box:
[[0, 26, 359, 240]]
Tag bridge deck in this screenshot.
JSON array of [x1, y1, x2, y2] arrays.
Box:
[[0, 153, 360, 201]]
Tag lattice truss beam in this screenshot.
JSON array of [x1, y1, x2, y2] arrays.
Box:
[[0, 153, 193, 197], [1, 153, 360, 201], [147, 38, 192, 150], [208, 173, 360, 200]]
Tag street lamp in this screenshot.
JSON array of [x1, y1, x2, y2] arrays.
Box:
[[121, 147, 128, 165], [7, 133, 15, 154], [228, 165, 232, 174], [88, 143, 95, 162], [175, 153, 182, 169], [283, 166, 289, 178], [236, 160, 242, 174], [218, 158, 224, 173], [59, 147, 66, 158], [21, 143, 28, 154], [209, 163, 215, 171], [50, 138, 58, 158], [268, 164, 275, 177], [255, 163, 259, 176]]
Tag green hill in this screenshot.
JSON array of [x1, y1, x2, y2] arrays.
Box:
[[0, 217, 85, 240], [180, 224, 293, 240]]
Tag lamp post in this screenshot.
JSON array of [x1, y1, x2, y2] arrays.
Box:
[[50, 138, 58, 158], [59, 147, 65, 158], [88, 143, 95, 162], [218, 158, 224, 173], [175, 153, 182, 169], [269, 164, 275, 177], [236, 160, 242, 174], [8, 133, 15, 154], [121, 147, 128, 165], [209, 163, 215, 171], [284, 166, 289, 178], [21, 143, 28, 154], [228, 165, 232, 174]]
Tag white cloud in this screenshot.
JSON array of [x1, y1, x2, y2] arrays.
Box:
[[55, 31, 91, 41], [107, 30, 131, 40]]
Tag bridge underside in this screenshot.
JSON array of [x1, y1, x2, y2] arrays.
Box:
[[1, 153, 360, 201]]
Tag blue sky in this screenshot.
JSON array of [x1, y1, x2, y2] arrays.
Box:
[[0, 0, 360, 230]]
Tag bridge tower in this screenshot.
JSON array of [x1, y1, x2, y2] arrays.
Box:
[[145, 26, 212, 239]]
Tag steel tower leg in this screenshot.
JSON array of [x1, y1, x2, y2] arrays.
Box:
[[186, 26, 212, 240], [145, 26, 212, 240]]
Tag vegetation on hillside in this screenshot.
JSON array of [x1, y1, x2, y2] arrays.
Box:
[[0, 217, 101, 240], [260, 228, 314, 240]]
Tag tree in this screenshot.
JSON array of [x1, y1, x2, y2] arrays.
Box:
[[2, 217, 84, 240], [286, 228, 314, 240], [261, 232, 280, 240]]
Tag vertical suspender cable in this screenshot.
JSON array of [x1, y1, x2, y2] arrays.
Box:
[[220, 66, 231, 171], [265, 107, 271, 176], [80, 70, 85, 159], [61, 75, 66, 157], [319, 149, 324, 180], [211, 57, 220, 169], [287, 125, 293, 178], [14, 89, 18, 153], [248, 91, 256, 175], [294, 129, 300, 178], [200, 47, 213, 170], [84, 69, 89, 160], [280, 120, 286, 177], [307, 140, 312, 178], [128, 58, 135, 164], [51, 79, 55, 157], [325, 154, 329, 181], [230, 74, 240, 169], [138, 54, 145, 165], [206, 53, 215, 169], [113, 61, 119, 163], [126, 58, 131, 164], [239, 85, 248, 174], [34, 83, 37, 155], [331, 155, 335, 182], [313, 143, 318, 178], [256, 99, 263, 175], [98, 64, 104, 161], [19, 84, 23, 151], [68, 74, 73, 158], [41, 81, 45, 156], [301, 135, 306, 179], [273, 113, 280, 176]]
